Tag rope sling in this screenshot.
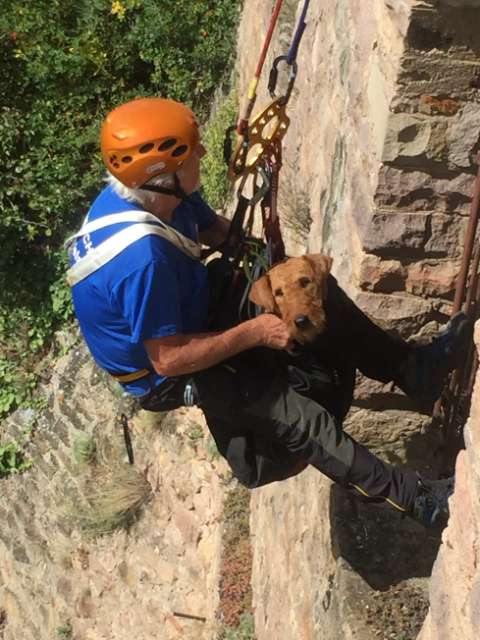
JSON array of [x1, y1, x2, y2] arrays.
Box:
[[215, 0, 311, 320]]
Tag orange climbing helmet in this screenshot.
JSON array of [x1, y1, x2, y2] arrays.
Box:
[[100, 97, 200, 188]]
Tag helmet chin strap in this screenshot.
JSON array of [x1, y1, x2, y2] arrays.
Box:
[[140, 173, 191, 202]]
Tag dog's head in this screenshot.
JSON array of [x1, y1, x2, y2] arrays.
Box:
[[249, 254, 333, 344]]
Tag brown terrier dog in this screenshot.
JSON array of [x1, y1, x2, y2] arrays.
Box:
[[249, 254, 333, 344]]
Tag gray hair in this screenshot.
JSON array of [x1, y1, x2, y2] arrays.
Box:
[[105, 171, 176, 208]]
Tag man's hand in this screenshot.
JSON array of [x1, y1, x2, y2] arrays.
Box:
[[251, 313, 294, 351], [145, 313, 294, 377]]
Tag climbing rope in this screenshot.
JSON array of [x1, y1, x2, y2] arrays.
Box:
[[223, 0, 311, 277], [225, 0, 285, 178]]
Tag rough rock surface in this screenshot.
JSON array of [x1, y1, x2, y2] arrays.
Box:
[[0, 337, 229, 640], [418, 322, 480, 640]]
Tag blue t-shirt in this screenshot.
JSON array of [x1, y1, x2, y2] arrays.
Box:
[[69, 186, 217, 396]]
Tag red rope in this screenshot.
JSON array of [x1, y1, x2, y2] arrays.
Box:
[[255, 0, 284, 78], [237, 0, 284, 136]]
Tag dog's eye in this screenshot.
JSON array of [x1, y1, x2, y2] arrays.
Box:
[[274, 288, 284, 298], [299, 277, 311, 288]]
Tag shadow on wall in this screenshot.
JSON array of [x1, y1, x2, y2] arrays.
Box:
[[329, 419, 448, 590], [329, 484, 442, 591], [409, 2, 480, 56]]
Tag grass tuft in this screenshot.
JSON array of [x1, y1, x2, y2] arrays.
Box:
[[68, 463, 152, 536], [72, 435, 97, 466]]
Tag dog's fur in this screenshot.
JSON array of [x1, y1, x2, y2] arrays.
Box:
[[249, 254, 333, 344]]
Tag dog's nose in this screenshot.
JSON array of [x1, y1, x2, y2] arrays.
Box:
[[294, 315, 310, 328]]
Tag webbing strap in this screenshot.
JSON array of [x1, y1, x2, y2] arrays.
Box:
[[64, 210, 165, 246], [65, 210, 200, 259], [67, 221, 201, 286], [286, 0, 310, 65], [110, 368, 152, 383]]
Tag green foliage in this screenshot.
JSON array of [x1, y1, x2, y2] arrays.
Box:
[[206, 434, 221, 460], [72, 434, 97, 466], [0, 440, 32, 477], [219, 613, 256, 640], [0, 0, 240, 418], [201, 91, 238, 211], [56, 621, 73, 639], [223, 485, 250, 547], [185, 422, 204, 446]]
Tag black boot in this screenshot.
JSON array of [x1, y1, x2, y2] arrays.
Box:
[[410, 475, 454, 528], [396, 312, 473, 414]]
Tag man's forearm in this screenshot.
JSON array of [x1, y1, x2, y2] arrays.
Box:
[[145, 319, 262, 376]]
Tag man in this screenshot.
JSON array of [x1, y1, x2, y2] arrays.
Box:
[[68, 97, 472, 528]]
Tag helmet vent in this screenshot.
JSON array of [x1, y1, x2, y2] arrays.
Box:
[[139, 143, 154, 154], [172, 144, 188, 157], [158, 138, 177, 151], [121, 156, 133, 163]]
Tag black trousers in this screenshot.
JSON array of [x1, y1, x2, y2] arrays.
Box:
[[140, 275, 419, 512]]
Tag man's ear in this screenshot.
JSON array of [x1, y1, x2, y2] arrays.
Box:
[[304, 254, 333, 281], [249, 274, 276, 312]]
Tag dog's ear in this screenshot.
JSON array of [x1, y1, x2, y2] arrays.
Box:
[[249, 274, 276, 312], [304, 254, 333, 280]]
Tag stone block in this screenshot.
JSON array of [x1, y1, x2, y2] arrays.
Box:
[[344, 407, 437, 467], [383, 113, 433, 163], [354, 291, 433, 335], [447, 102, 480, 169], [383, 106, 479, 171], [410, 1, 480, 56], [406, 259, 460, 297], [375, 165, 474, 215], [418, 94, 461, 116], [363, 210, 429, 253], [357, 254, 406, 293], [363, 209, 467, 259], [425, 213, 468, 257], [397, 58, 479, 106]]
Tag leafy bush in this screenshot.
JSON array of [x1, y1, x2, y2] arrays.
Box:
[[201, 91, 238, 211], [0, 440, 32, 477], [219, 613, 255, 640], [0, 0, 240, 417]]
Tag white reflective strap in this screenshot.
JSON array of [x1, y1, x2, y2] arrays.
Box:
[[66, 223, 201, 287], [64, 210, 165, 248]]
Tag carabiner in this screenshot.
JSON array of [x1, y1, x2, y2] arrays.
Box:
[[268, 55, 298, 104], [237, 166, 270, 207]]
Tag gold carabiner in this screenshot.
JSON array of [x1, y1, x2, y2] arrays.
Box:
[[228, 98, 290, 181]]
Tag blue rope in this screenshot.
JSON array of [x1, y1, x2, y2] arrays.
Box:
[[286, 0, 311, 66]]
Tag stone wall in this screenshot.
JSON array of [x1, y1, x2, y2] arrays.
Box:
[[357, 0, 480, 336], [0, 337, 228, 640], [239, 1, 480, 638]]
